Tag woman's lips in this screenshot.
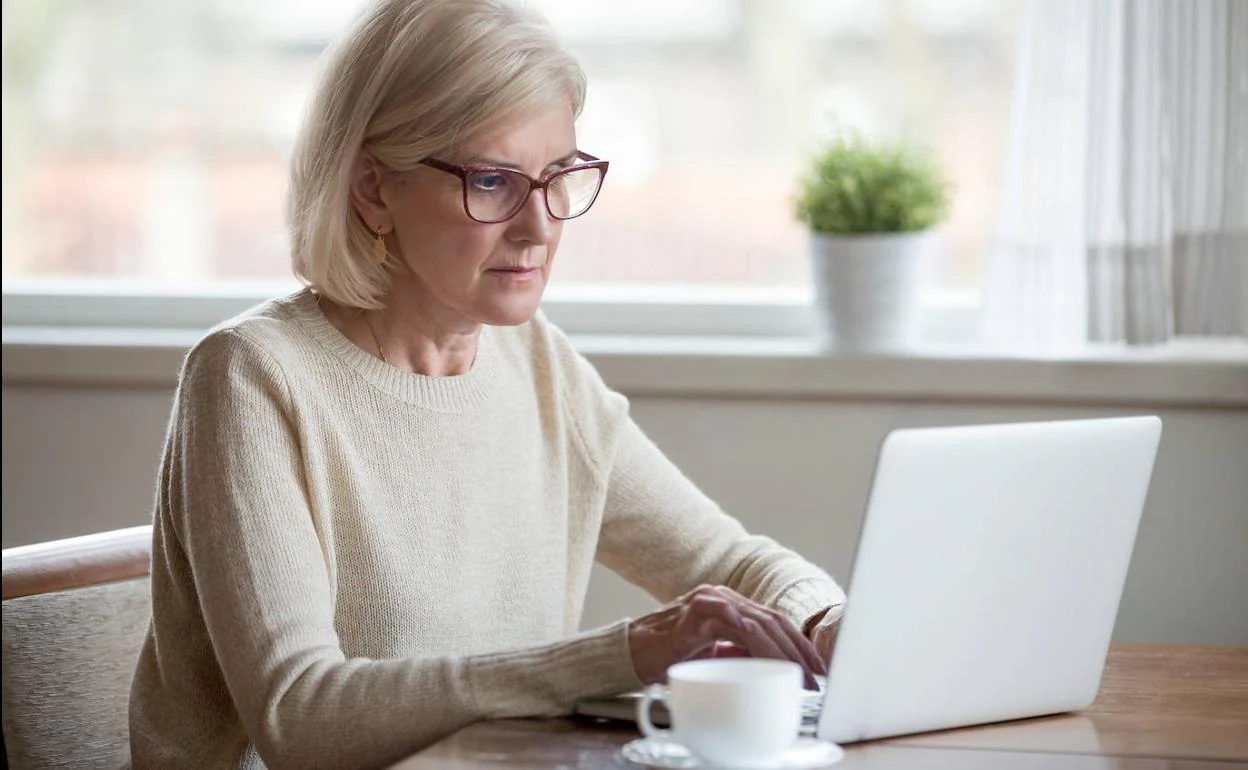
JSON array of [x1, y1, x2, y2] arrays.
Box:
[[487, 266, 542, 283]]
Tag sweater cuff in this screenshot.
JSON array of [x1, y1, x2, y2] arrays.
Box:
[[773, 578, 847, 636], [463, 619, 643, 719]]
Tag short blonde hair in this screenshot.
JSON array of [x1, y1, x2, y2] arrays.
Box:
[[288, 0, 587, 309]]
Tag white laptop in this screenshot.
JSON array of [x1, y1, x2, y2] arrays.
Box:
[[575, 416, 1163, 744]]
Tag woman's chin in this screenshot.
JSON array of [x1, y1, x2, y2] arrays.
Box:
[[479, 292, 545, 326]]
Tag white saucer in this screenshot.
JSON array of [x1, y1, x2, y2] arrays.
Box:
[[620, 736, 845, 769]]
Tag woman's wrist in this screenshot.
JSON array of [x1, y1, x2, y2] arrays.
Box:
[[801, 603, 846, 638], [801, 607, 832, 638]]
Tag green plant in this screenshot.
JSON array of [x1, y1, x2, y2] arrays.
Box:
[[795, 134, 951, 235]]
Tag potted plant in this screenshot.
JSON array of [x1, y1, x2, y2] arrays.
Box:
[[795, 134, 951, 352]]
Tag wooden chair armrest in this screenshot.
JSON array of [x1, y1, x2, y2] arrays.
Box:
[[2, 525, 152, 600]]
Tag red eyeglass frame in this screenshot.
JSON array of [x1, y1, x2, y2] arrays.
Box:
[[419, 151, 609, 223]]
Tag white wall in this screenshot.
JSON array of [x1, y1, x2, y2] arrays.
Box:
[[585, 398, 1248, 647], [4, 372, 1246, 646]]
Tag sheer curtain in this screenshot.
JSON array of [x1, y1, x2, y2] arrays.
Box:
[[982, 0, 1247, 350]]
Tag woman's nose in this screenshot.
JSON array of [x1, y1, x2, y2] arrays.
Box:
[[506, 187, 555, 243]]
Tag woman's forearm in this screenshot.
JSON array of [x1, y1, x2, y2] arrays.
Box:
[[233, 622, 638, 770]]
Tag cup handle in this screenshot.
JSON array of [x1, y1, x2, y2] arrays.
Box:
[[636, 684, 673, 741]]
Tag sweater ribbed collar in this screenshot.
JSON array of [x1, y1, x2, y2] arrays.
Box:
[[287, 288, 501, 412]]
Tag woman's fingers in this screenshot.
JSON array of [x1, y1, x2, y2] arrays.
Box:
[[627, 585, 834, 686], [708, 587, 826, 675], [710, 641, 752, 658], [738, 614, 820, 690], [763, 605, 828, 675], [687, 614, 816, 688], [739, 603, 827, 679], [681, 588, 822, 688], [689, 641, 752, 660]]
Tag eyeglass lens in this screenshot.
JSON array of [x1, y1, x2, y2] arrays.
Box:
[[464, 166, 603, 222]]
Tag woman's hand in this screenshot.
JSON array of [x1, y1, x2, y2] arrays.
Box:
[[803, 604, 844, 666], [627, 585, 827, 689]]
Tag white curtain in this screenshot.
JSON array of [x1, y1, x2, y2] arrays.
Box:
[[983, 0, 1248, 349]]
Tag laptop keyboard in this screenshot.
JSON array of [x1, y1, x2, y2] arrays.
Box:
[[800, 679, 825, 735]]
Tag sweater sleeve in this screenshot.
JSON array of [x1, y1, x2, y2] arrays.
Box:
[[161, 330, 641, 770], [552, 336, 847, 630], [597, 418, 846, 629]]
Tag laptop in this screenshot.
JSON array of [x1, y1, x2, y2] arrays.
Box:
[[575, 416, 1162, 744]]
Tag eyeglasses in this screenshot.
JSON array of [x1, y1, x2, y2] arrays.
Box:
[[419, 151, 608, 224]]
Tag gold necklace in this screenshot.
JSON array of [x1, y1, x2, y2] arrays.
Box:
[[362, 312, 388, 364]]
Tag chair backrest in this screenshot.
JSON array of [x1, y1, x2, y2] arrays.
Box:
[[2, 526, 152, 770]]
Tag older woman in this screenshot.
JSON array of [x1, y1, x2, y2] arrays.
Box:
[[128, 1, 845, 767]]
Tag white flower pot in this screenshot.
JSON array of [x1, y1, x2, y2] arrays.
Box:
[[810, 230, 929, 353]]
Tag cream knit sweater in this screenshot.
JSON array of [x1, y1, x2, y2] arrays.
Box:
[[127, 289, 845, 769]]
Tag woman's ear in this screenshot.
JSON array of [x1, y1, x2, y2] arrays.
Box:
[[349, 151, 392, 234]]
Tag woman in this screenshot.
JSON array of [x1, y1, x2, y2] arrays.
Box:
[[128, 1, 845, 767]]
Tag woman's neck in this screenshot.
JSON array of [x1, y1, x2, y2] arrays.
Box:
[[321, 296, 481, 377]]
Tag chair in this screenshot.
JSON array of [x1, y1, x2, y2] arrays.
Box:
[[2, 526, 152, 770]]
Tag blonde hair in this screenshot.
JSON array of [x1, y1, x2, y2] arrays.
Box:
[[287, 0, 587, 309]]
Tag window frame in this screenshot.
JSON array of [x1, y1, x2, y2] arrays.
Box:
[[0, 280, 982, 344]]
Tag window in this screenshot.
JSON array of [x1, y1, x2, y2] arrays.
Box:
[[2, 0, 1020, 332]]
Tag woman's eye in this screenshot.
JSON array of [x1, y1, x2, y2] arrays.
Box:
[[470, 173, 508, 193]]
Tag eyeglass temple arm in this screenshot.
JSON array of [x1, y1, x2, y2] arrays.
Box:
[[419, 157, 466, 178]]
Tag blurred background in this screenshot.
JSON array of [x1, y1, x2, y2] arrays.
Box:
[[1, 0, 1019, 294], [3, 0, 1244, 651]]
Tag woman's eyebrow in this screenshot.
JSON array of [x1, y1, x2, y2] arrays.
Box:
[[463, 149, 579, 171], [546, 149, 580, 167]]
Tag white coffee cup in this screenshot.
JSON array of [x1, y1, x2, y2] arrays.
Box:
[[636, 658, 804, 769]]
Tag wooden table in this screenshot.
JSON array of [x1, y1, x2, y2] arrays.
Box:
[[391, 645, 1248, 769]]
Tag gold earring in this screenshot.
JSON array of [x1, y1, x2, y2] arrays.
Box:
[[371, 227, 388, 265]]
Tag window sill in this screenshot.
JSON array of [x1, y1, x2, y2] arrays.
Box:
[[3, 326, 1245, 409]]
